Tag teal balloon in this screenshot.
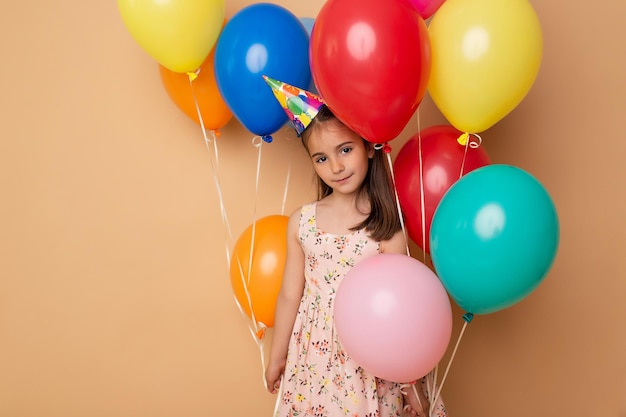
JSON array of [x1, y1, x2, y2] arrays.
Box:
[[430, 165, 559, 315]]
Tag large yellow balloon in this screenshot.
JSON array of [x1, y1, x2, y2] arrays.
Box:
[[118, 0, 225, 73], [428, 0, 543, 133], [230, 215, 289, 328]]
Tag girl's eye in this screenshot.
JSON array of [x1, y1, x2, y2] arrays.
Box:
[[315, 156, 327, 163], [341, 147, 352, 155]]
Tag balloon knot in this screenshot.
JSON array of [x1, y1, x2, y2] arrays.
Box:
[[457, 133, 483, 148], [186, 68, 201, 83], [262, 135, 273, 143], [213, 129, 221, 138], [256, 322, 268, 340], [462, 312, 474, 323], [457, 132, 470, 146], [373, 143, 392, 153]]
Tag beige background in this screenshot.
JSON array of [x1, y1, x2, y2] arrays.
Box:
[[1, 0, 624, 416]]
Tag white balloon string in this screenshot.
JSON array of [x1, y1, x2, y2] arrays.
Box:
[[274, 127, 293, 216], [211, 129, 221, 174], [429, 319, 470, 416], [247, 138, 263, 289], [232, 259, 268, 390], [424, 368, 434, 406], [385, 151, 410, 257], [281, 163, 291, 216], [233, 256, 258, 331], [416, 111, 427, 263], [187, 74, 234, 265], [469, 133, 483, 149], [188, 75, 267, 386], [459, 133, 483, 179], [399, 382, 424, 416], [412, 384, 424, 411], [272, 374, 285, 416]]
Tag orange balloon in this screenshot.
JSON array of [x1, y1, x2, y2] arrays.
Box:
[[230, 215, 289, 328], [159, 47, 233, 130]]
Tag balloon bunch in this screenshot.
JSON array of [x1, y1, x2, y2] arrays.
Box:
[[310, 0, 558, 408], [306, 0, 448, 400], [391, 0, 557, 319], [119, 1, 313, 140], [118, 0, 233, 133], [117, 2, 312, 382], [118, 0, 558, 405], [391, 0, 555, 408]]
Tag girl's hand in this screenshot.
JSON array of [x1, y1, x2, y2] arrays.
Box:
[[265, 361, 285, 394], [402, 382, 430, 417]]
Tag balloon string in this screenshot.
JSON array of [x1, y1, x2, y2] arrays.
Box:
[[426, 367, 438, 406], [414, 109, 442, 408], [459, 133, 483, 178], [233, 136, 269, 389], [411, 384, 423, 412], [272, 374, 285, 416], [415, 109, 427, 263], [399, 382, 424, 415], [247, 137, 264, 287], [282, 161, 292, 216], [187, 74, 234, 262], [385, 151, 410, 257], [233, 255, 269, 388], [277, 128, 293, 216], [429, 319, 471, 416], [188, 74, 267, 386]]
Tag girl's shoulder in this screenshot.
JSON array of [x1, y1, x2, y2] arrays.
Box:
[[292, 201, 316, 220], [287, 202, 317, 230]]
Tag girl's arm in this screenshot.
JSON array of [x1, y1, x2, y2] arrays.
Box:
[[265, 209, 306, 393]]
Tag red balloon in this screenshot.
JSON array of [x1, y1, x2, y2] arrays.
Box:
[[394, 125, 491, 253], [310, 0, 431, 144]]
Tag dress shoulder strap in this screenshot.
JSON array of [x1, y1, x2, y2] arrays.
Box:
[[298, 202, 316, 231]]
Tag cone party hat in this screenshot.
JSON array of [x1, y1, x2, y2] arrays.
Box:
[[263, 75, 325, 136]]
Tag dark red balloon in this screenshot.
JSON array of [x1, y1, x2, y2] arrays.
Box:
[[394, 125, 491, 253], [310, 0, 431, 144]]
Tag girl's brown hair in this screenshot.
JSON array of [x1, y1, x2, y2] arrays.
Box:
[[301, 106, 402, 241]]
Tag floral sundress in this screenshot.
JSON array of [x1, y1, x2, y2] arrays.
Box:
[[274, 203, 447, 417]]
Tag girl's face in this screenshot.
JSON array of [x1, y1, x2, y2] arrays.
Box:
[[306, 122, 374, 196]]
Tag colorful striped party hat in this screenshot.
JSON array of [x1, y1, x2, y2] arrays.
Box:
[[263, 75, 325, 136]]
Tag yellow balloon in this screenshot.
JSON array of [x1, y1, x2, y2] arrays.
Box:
[[428, 0, 543, 133], [118, 0, 225, 73]]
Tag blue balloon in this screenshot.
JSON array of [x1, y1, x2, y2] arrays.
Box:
[[214, 4, 311, 137], [429, 164, 560, 315]]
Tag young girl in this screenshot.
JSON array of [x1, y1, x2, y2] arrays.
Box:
[[264, 102, 447, 417]]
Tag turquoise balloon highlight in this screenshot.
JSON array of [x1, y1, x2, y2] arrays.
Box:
[[430, 164, 559, 315]]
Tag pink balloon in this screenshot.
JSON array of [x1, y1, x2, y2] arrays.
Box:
[[334, 254, 452, 383], [407, 0, 446, 19]]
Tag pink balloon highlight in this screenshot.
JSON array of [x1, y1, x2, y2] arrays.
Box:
[[334, 253, 452, 383]]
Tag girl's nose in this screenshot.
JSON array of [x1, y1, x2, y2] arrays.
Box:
[[330, 158, 344, 174]]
